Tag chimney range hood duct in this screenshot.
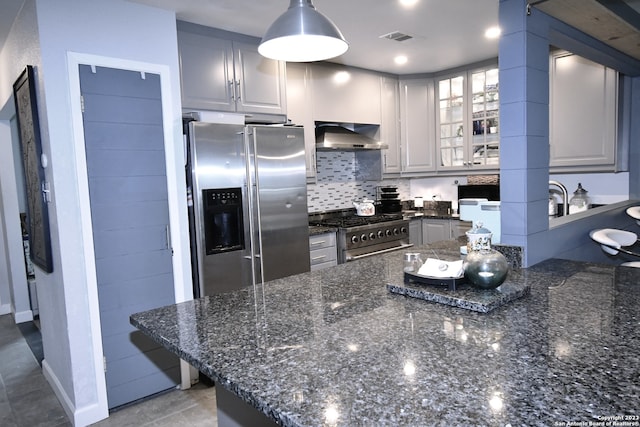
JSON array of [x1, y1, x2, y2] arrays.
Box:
[[315, 125, 388, 151]]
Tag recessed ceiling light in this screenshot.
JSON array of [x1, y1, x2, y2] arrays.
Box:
[[394, 55, 408, 65], [333, 70, 351, 84], [399, 0, 419, 8], [485, 26, 501, 39]]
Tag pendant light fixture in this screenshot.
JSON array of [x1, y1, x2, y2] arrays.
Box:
[[258, 0, 348, 62]]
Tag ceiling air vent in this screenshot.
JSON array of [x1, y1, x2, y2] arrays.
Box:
[[379, 31, 413, 42]]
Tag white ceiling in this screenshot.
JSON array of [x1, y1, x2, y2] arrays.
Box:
[[0, 0, 24, 53], [128, 0, 500, 75], [0, 0, 499, 75], [3, 1, 640, 75]]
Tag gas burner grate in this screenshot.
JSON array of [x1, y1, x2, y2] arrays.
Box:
[[313, 213, 403, 228]]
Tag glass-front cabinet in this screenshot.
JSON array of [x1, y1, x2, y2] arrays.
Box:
[[471, 68, 499, 167], [437, 66, 499, 171], [438, 76, 465, 168]]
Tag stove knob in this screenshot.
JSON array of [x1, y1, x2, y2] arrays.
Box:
[[351, 235, 359, 244], [361, 233, 368, 242], [377, 230, 384, 239], [393, 227, 399, 235], [401, 226, 407, 234], [369, 232, 376, 240], [385, 229, 392, 237]]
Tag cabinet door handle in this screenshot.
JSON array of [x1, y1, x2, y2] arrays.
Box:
[[228, 80, 235, 101], [235, 80, 241, 102]]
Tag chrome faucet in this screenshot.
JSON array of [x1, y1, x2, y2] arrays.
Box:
[[549, 180, 568, 217]]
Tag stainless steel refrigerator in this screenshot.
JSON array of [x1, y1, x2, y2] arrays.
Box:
[[186, 121, 310, 296]]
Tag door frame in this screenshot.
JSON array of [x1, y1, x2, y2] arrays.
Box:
[[66, 52, 193, 419]]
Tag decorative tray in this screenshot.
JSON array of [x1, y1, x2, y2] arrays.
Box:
[[388, 271, 530, 313], [403, 271, 467, 291]]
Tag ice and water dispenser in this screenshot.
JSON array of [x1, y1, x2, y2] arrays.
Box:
[[202, 188, 245, 255]]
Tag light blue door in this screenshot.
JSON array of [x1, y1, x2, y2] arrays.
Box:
[[79, 65, 179, 409]]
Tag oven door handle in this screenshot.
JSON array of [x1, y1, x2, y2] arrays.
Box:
[[345, 243, 414, 261]]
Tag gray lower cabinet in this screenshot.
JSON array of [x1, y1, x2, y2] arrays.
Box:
[[309, 232, 337, 271], [422, 219, 450, 244], [422, 218, 472, 244], [177, 23, 286, 115], [409, 218, 423, 246], [451, 220, 472, 239]]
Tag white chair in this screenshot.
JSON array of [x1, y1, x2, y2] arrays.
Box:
[[590, 228, 640, 267], [626, 206, 640, 226]]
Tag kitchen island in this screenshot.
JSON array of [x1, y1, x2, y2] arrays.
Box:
[[130, 240, 639, 426]]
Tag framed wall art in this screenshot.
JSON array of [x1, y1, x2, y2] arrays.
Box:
[[13, 65, 53, 273]]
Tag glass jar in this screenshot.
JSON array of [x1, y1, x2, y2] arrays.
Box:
[[569, 183, 590, 214], [403, 253, 423, 273], [548, 195, 557, 217]]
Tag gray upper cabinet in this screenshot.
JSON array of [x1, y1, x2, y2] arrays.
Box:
[[311, 63, 382, 124], [381, 76, 402, 175], [286, 63, 316, 181], [178, 29, 286, 115], [399, 79, 436, 174], [549, 51, 618, 171]]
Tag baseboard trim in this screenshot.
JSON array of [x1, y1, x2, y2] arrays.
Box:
[[0, 303, 10, 315], [42, 359, 108, 426], [13, 308, 33, 324]]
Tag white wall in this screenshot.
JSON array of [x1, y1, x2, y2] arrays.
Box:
[[410, 176, 468, 211], [0, 0, 39, 323], [549, 172, 629, 205], [0, 118, 33, 322], [1, 0, 189, 425], [0, 121, 15, 316], [409, 172, 630, 212]]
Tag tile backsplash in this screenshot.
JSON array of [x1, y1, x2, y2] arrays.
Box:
[[307, 151, 410, 212]]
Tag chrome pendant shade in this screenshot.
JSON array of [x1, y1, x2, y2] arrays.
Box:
[[258, 0, 348, 62]]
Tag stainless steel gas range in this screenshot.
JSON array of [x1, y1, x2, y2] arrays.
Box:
[[309, 210, 413, 263]]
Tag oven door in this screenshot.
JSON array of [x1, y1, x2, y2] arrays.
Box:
[[342, 242, 414, 262], [338, 221, 413, 263]]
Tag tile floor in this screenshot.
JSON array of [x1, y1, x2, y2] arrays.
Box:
[[0, 314, 218, 427]]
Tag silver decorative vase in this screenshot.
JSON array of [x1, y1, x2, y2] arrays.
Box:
[[464, 249, 509, 289]]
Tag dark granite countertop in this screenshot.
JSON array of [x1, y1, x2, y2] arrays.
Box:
[[308, 225, 338, 236], [131, 240, 639, 426], [402, 210, 466, 221]]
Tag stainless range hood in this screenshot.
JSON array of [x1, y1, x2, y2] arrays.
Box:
[[315, 125, 388, 151]]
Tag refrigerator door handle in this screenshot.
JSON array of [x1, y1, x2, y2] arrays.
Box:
[[245, 130, 265, 286]]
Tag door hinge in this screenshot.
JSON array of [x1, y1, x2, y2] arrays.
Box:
[[103, 356, 107, 373], [80, 95, 85, 113]]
